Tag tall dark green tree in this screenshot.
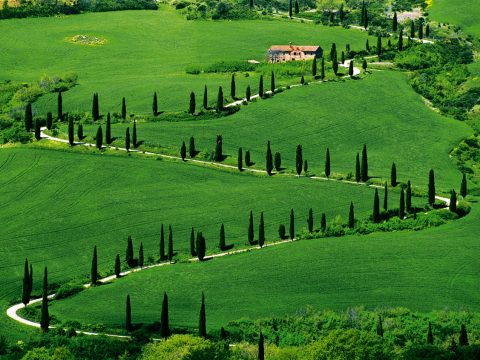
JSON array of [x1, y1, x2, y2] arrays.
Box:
[[214, 135, 223, 162], [312, 56, 317, 77], [215, 86, 223, 110], [248, 210, 254, 245], [383, 182, 388, 211], [197, 232, 206, 261], [289, 208, 295, 240], [160, 292, 170, 338], [274, 152, 281, 171], [96, 126, 103, 150], [168, 225, 174, 263], [360, 0, 365, 25], [288, 0, 292, 17], [190, 227, 196, 257], [348, 60, 354, 76], [427, 322, 433, 345], [373, 188, 380, 223], [25, 103, 33, 131], [245, 149, 251, 166], [391, 162, 397, 186], [266, 141, 273, 175], [366, 39, 370, 52], [57, 91, 63, 120], [406, 180, 412, 212], [398, 28, 404, 51], [160, 224, 166, 261], [294, 0, 299, 14], [34, 120, 41, 140], [364, 9, 368, 29], [258, 332, 265, 360], [46, 112, 53, 130], [348, 201, 355, 228], [125, 127, 131, 152], [377, 316, 384, 337], [399, 188, 405, 219], [418, 23, 423, 39], [295, 144, 303, 176], [428, 169, 435, 205], [330, 43, 337, 61], [355, 153, 361, 182], [180, 141, 187, 161], [300, 75, 305, 85], [325, 148, 331, 178], [259, 212, 265, 248], [459, 324, 468, 346], [153, 91, 158, 116], [307, 208, 313, 233], [199, 292, 207, 338], [121, 97, 127, 120], [392, 11, 398, 31], [246, 85, 251, 101], [139, 242, 144, 267], [338, 3, 345, 22], [238, 147, 243, 171], [40, 267, 49, 333], [361, 144, 368, 182], [22, 258, 30, 306], [219, 223, 226, 251], [270, 71, 275, 93], [115, 254, 121, 278], [203, 85, 208, 109], [189, 92, 196, 114], [249, 0, 254, 8], [341, 51, 345, 64], [92, 93, 100, 121], [332, 58, 339, 75], [321, 213, 326, 232], [362, 58, 368, 72], [189, 136, 196, 158], [132, 120, 137, 148], [105, 112, 112, 144], [449, 190, 457, 213], [126, 235, 134, 267], [230, 74, 236, 99], [460, 173, 467, 198], [126, 294, 133, 332], [68, 118, 74, 145], [91, 245, 98, 285], [321, 57, 325, 80], [77, 123, 83, 142], [377, 36, 382, 59], [410, 20, 415, 38], [259, 75, 264, 98], [426, 24, 430, 37]]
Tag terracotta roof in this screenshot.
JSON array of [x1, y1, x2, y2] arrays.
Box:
[[269, 45, 320, 52]]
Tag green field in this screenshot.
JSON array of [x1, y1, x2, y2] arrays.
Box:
[[429, 0, 480, 37]]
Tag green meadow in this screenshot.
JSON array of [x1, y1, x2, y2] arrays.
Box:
[[429, 0, 480, 37]]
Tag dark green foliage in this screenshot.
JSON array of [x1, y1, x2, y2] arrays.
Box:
[[330, 43, 336, 61], [384, 182, 388, 211], [199, 292, 207, 338], [377, 316, 384, 337], [341, 51, 345, 64], [22, 258, 30, 306], [68, 118, 74, 145], [259, 75, 264, 98], [321, 212, 326, 232], [459, 324, 468, 346], [246, 85, 251, 101], [40, 266, 49, 333], [258, 332, 265, 360], [126, 295, 132, 332], [406, 180, 412, 212], [427, 322, 433, 345], [333, 58, 338, 75], [300, 75, 305, 84], [106, 112, 111, 144], [77, 124, 83, 142], [364, 9, 368, 29], [139, 242, 144, 267], [189, 136, 196, 158], [92, 93, 99, 121], [289, 208, 295, 240], [295, 144, 303, 176], [449, 190, 457, 213], [338, 3, 344, 22], [95, 126, 103, 150], [121, 97, 126, 120], [115, 254, 121, 278], [418, 23, 423, 39], [271, 71, 275, 93], [160, 224, 166, 261], [361, 144, 368, 182], [398, 28, 404, 51], [248, 211, 254, 245], [391, 162, 397, 186], [219, 224, 226, 251], [57, 91, 63, 120], [126, 235, 134, 267], [399, 188, 405, 219], [320, 57, 325, 80], [160, 292, 170, 338], [355, 153, 361, 182], [249, 0, 254, 8], [266, 141, 273, 175], [245, 149, 251, 166], [460, 173, 467, 198], [294, 0, 299, 14], [325, 148, 331, 178], [214, 135, 223, 162], [153, 91, 158, 116], [377, 36, 382, 59], [190, 227, 196, 257], [428, 169, 435, 205], [366, 39, 370, 52], [410, 21, 415, 38], [34, 120, 41, 140], [197, 231, 206, 261], [258, 212, 265, 248], [125, 127, 130, 152], [288, 0, 292, 17], [230, 74, 236, 99], [348, 201, 355, 228], [189, 91, 196, 114], [304, 159, 308, 174], [168, 225, 173, 263], [237, 147, 243, 171], [307, 208, 313, 233], [392, 11, 397, 32], [362, 58, 368, 72], [24, 103, 33, 131], [274, 152, 281, 171], [312, 56, 317, 77], [373, 188, 380, 223], [132, 120, 137, 148], [203, 85, 208, 110], [91, 245, 98, 285], [278, 224, 286, 239], [217, 87, 224, 111], [180, 141, 187, 161], [46, 112, 53, 130], [425, 24, 430, 37], [348, 60, 354, 76]]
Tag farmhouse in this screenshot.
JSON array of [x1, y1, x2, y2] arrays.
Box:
[[267, 44, 323, 62]]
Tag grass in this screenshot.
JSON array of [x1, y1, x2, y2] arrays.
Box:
[[0, 6, 374, 114], [429, 0, 480, 38]]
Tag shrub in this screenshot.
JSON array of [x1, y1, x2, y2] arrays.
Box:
[[456, 200, 471, 217], [54, 282, 84, 300]]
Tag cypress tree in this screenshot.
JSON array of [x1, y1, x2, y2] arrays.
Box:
[[377, 36, 382, 59], [160, 224, 166, 261], [426, 24, 430, 37], [219, 224, 226, 251], [339, 3, 345, 22], [348, 60, 354, 76], [428, 169, 435, 205], [40, 267, 49, 333], [215, 135, 223, 162], [197, 231, 206, 261], [189, 92, 196, 114], [217, 86, 223, 112], [92, 93, 100, 121], [180, 141, 187, 161], [96, 126, 103, 150], [274, 152, 281, 171], [126, 235, 134, 267], [300, 75, 305, 85], [259, 212, 265, 248], [238, 147, 243, 171], [391, 162, 397, 186], [68, 118, 74, 145], [321, 213, 326, 232], [199, 292, 207, 338], [168, 225, 173, 263], [459, 324, 468, 346], [321, 57, 325, 80], [362, 58, 368, 72], [22, 258, 30, 306], [294, 0, 299, 14], [295, 144, 303, 176], [278, 224, 286, 239], [115, 254, 121, 278], [360, 0, 365, 25], [248, 210, 254, 245], [132, 120, 137, 148], [383, 182, 388, 211], [153, 91, 158, 116], [190, 227, 196, 257], [249, 0, 254, 8], [203, 85, 208, 109], [289, 208, 295, 240], [332, 58, 339, 75], [189, 136, 196, 158], [258, 332, 265, 360], [139, 242, 144, 267], [377, 316, 384, 337], [307, 208, 313, 233], [106, 112, 111, 144], [259, 75, 264, 98], [460, 173, 467, 198], [418, 23, 423, 39], [355, 153, 361, 182], [245, 150, 251, 166], [266, 141, 273, 175], [427, 322, 433, 345], [449, 190, 457, 213], [366, 39, 370, 53], [325, 147, 331, 178], [46, 112, 53, 130], [364, 9, 368, 29], [126, 295, 132, 332], [77, 124, 83, 142], [57, 91, 63, 120], [341, 51, 345, 64], [406, 180, 412, 212], [330, 43, 337, 61], [91, 245, 98, 285], [399, 188, 405, 219], [393, 11, 398, 31], [288, 0, 292, 17], [246, 85, 251, 101], [361, 144, 368, 182], [230, 74, 236, 99], [373, 188, 380, 223], [25, 103, 33, 131], [312, 56, 317, 77], [34, 120, 41, 140], [270, 71, 275, 93], [160, 292, 170, 338], [348, 201, 355, 228], [125, 127, 130, 152], [410, 21, 415, 38], [398, 28, 404, 51], [121, 97, 127, 120]]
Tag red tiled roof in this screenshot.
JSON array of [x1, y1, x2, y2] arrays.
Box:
[[269, 45, 320, 52]]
